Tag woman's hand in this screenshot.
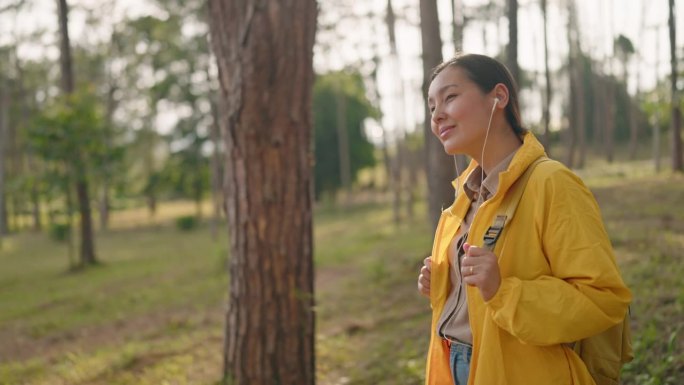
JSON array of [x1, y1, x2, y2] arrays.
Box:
[[417, 256, 432, 298], [461, 243, 501, 301]]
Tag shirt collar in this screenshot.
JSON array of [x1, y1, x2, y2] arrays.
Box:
[[463, 150, 518, 202]]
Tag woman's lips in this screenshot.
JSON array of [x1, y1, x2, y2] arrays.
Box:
[[439, 125, 454, 140]]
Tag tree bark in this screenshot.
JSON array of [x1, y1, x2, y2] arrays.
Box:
[[506, 0, 519, 85], [57, 0, 97, 266], [420, 0, 455, 231], [669, 0, 683, 172], [208, 1, 317, 384]]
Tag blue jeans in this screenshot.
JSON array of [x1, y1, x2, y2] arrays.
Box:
[[449, 341, 472, 385]]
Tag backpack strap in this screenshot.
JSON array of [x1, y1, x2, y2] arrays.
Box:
[[483, 156, 550, 251]]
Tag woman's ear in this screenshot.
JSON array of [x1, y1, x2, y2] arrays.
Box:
[[492, 83, 510, 108]]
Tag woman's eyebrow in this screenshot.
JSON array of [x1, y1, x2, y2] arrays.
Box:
[[438, 84, 460, 93], [428, 84, 460, 102]]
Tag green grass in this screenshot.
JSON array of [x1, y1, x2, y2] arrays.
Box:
[[0, 171, 683, 384]]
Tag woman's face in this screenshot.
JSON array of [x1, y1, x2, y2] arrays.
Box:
[[427, 66, 495, 156]]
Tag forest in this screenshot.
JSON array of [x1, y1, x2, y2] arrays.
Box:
[[0, 0, 682, 384]]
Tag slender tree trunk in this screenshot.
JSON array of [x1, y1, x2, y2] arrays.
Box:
[[0, 76, 7, 243], [31, 180, 41, 232], [368, 54, 391, 197], [100, 82, 117, 232], [605, 81, 616, 163], [75, 178, 96, 265], [99, 31, 121, 232], [567, 0, 585, 168], [604, 0, 616, 163], [57, 0, 97, 266], [420, 0, 455, 231], [450, 0, 464, 53], [208, 1, 317, 384], [654, 29, 662, 172], [592, 68, 604, 149], [506, 0, 519, 85], [406, 144, 417, 220], [57, 0, 74, 94], [13, 48, 41, 231], [629, 0, 647, 160], [64, 173, 75, 269], [386, 0, 406, 223], [565, 0, 577, 168], [541, 0, 552, 153], [577, 64, 586, 169], [143, 115, 158, 220], [335, 82, 351, 206], [669, 0, 683, 172], [450, 0, 469, 170]]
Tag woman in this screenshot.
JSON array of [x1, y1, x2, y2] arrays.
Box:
[[417, 54, 631, 385]]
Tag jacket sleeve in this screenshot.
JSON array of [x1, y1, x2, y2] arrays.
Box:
[[485, 167, 632, 346]]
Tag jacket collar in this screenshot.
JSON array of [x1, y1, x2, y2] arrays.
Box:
[[445, 132, 546, 217]]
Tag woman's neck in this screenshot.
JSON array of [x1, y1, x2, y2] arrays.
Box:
[[474, 124, 523, 175]]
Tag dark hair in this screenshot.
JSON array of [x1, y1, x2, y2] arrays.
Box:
[[431, 54, 527, 136]]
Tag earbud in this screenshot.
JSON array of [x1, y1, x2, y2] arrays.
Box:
[[493, 97, 500, 106]]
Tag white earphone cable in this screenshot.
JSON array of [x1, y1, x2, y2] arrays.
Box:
[[478, 98, 498, 204]]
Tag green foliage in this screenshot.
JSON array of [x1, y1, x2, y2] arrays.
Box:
[[48, 222, 71, 242], [175, 215, 198, 231], [25, 88, 106, 178], [161, 115, 211, 202], [313, 70, 377, 199], [614, 34, 636, 57]]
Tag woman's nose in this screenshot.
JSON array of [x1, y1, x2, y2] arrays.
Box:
[[431, 105, 444, 123]]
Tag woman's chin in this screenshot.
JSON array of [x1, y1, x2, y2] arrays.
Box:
[[442, 142, 463, 156]]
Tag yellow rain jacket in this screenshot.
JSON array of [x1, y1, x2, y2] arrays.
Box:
[[425, 133, 632, 385]]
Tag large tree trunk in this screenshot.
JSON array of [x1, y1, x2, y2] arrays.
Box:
[[208, 1, 317, 384], [506, 0, 519, 85], [57, 0, 97, 266], [669, 0, 683, 172], [420, 0, 455, 231]]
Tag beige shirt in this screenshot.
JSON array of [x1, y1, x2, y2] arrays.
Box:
[[435, 150, 517, 345]]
